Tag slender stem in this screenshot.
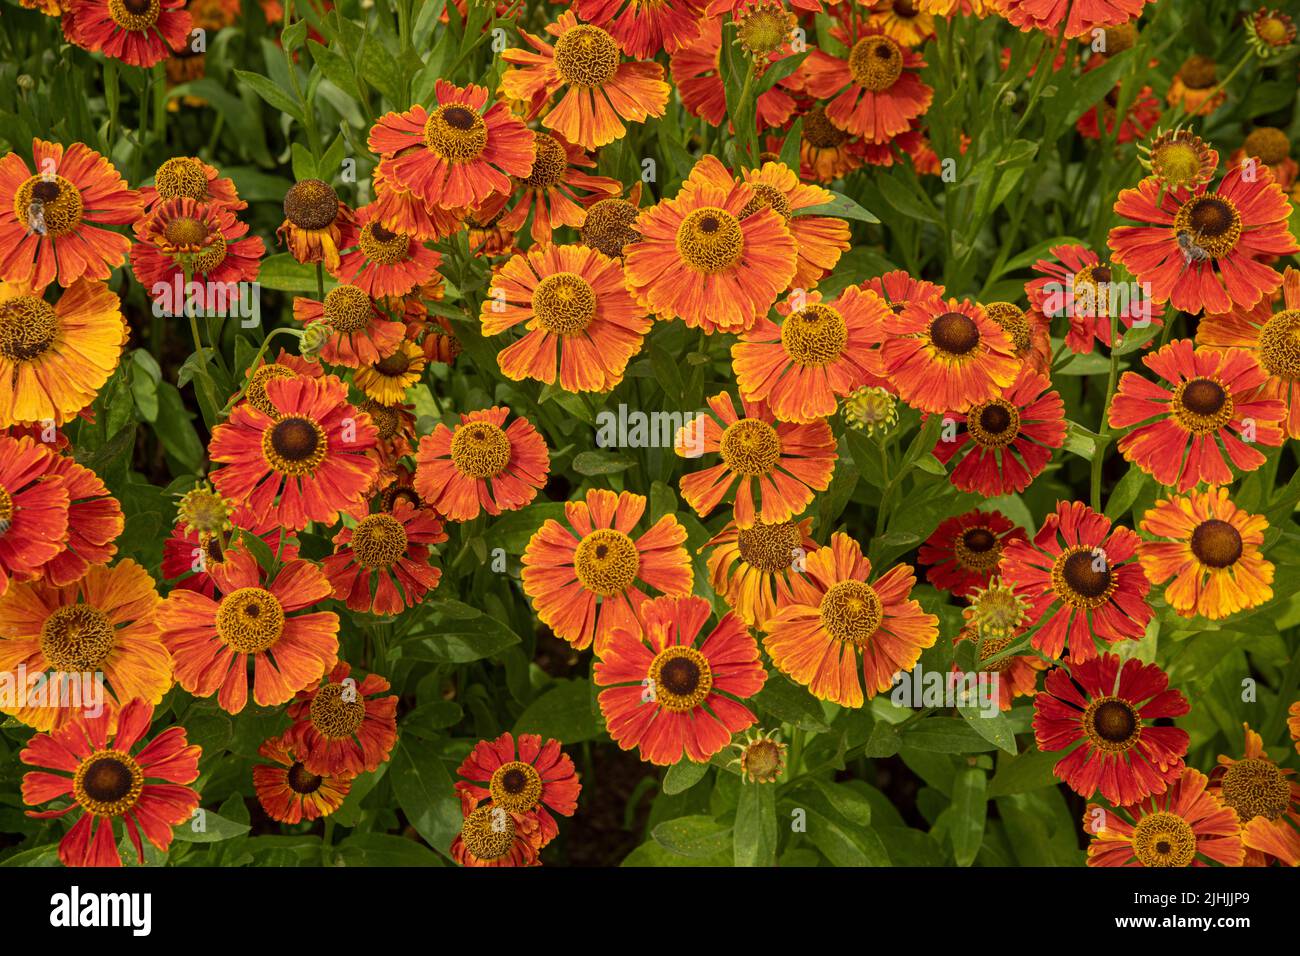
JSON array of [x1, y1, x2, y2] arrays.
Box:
[[1090, 309, 1122, 512]]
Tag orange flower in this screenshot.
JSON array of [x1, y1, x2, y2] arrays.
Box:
[[452, 798, 540, 867], [321, 500, 446, 615], [574, 0, 706, 58], [292, 284, 406, 369], [501, 11, 671, 150], [703, 516, 817, 629], [487, 133, 621, 245], [369, 160, 463, 242], [624, 155, 798, 334], [1165, 55, 1226, 116], [481, 243, 651, 392], [0, 139, 141, 289], [285, 662, 398, 777], [454, 732, 582, 849], [253, 732, 352, 824], [68, 0, 192, 67], [522, 489, 692, 652], [141, 155, 245, 211], [738, 161, 851, 290], [732, 284, 887, 423], [130, 197, 265, 294], [675, 391, 836, 528], [413, 406, 550, 521], [331, 205, 444, 299], [0, 434, 70, 595], [277, 179, 358, 273], [158, 547, 339, 714], [39, 453, 124, 587], [1210, 723, 1298, 867], [763, 532, 938, 707]]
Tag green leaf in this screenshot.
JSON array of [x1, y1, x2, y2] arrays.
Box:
[[987, 748, 1061, 798], [957, 704, 1019, 755], [812, 779, 873, 827], [571, 450, 636, 476], [663, 759, 711, 795], [172, 809, 251, 843], [400, 599, 521, 662], [390, 737, 462, 857], [949, 768, 987, 867], [901, 717, 1000, 753], [651, 816, 732, 859], [291, 142, 318, 181], [801, 189, 880, 223], [233, 69, 306, 122], [753, 672, 831, 732], [258, 253, 323, 292], [734, 782, 778, 867], [335, 833, 443, 867], [513, 678, 601, 744]]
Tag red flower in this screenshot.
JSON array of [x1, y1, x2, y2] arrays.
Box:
[[1002, 0, 1152, 39], [285, 662, 399, 777], [39, 453, 124, 587], [321, 500, 446, 615], [1108, 339, 1285, 492], [575, 0, 705, 58], [1000, 501, 1152, 661], [918, 509, 1026, 598], [252, 732, 352, 824], [455, 732, 581, 848], [69, 0, 192, 68], [130, 197, 264, 298], [1024, 244, 1164, 354], [0, 434, 69, 596], [160, 508, 299, 599], [20, 698, 200, 867]]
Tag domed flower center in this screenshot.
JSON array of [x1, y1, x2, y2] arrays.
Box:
[[461, 805, 515, 861], [719, 418, 781, 476], [1177, 54, 1217, 89], [310, 682, 367, 738], [372, 347, 413, 377], [1257, 14, 1292, 44], [1189, 518, 1243, 568], [648, 646, 712, 712], [246, 364, 297, 418], [40, 604, 115, 671], [362, 399, 401, 440], [819, 580, 883, 646], [1173, 377, 1233, 434], [968, 399, 1021, 448], [323, 284, 374, 333], [1150, 138, 1205, 189], [263, 415, 327, 476], [676, 206, 744, 274], [15, 175, 83, 238], [966, 578, 1028, 642], [848, 36, 903, 91], [974, 632, 1017, 673], [983, 302, 1032, 353], [1172, 196, 1241, 258], [532, 272, 597, 336], [802, 106, 849, 148], [177, 484, 232, 535], [449, 421, 512, 478], [163, 215, 209, 247], [553, 25, 620, 87], [1258, 309, 1300, 382], [74, 750, 144, 817], [739, 183, 792, 220], [1243, 127, 1290, 165], [781, 304, 847, 366], [737, 2, 791, 57], [154, 157, 210, 201], [523, 134, 568, 187], [736, 519, 802, 573], [953, 526, 1001, 573], [1132, 811, 1196, 867], [108, 0, 160, 28], [1052, 546, 1114, 608], [0, 295, 59, 362], [286, 761, 323, 795], [929, 311, 980, 357], [1083, 696, 1140, 751], [359, 222, 411, 265], [216, 587, 285, 654], [573, 528, 639, 597], [1220, 758, 1290, 822], [423, 104, 488, 161], [489, 761, 543, 813], [351, 513, 408, 569], [581, 198, 641, 257], [283, 179, 339, 230]]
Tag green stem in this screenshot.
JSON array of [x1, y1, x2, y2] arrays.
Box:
[[1090, 309, 1122, 512]]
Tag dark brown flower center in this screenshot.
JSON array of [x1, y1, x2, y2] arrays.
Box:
[[930, 311, 980, 356], [287, 761, 323, 794], [1189, 519, 1243, 568]]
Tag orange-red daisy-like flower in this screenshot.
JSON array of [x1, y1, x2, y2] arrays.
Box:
[[1001, 501, 1152, 661], [252, 732, 352, 824], [501, 11, 671, 151], [277, 179, 359, 273], [160, 509, 298, 599], [20, 698, 200, 867], [38, 453, 124, 587], [130, 197, 264, 298], [732, 284, 886, 423], [0, 278, 127, 428], [237, 348, 323, 418], [703, 516, 817, 630], [522, 488, 692, 653], [452, 798, 541, 867], [1035, 654, 1189, 805], [739, 161, 851, 290], [763, 532, 938, 707], [1108, 339, 1285, 493], [0, 434, 69, 595], [1197, 266, 1300, 439], [1209, 723, 1298, 867], [0, 139, 141, 289], [455, 732, 582, 848], [981, 301, 1053, 374], [1077, 83, 1161, 144], [321, 500, 446, 615], [881, 295, 1019, 413], [869, 0, 936, 44], [574, 0, 705, 58], [862, 267, 945, 314], [483, 133, 622, 245], [481, 242, 651, 393], [1108, 166, 1299, 315], [595, 595, 766, 765], [1165, 55, 1227, 117], [141, 155, 244, 211], [292, 284, 405, 369], [772, 105, 870, 184], [624, 155, 798, 333], [1138, 489, 1273, 621], [369, 161, 463, 243], [1002, 0, 1151, 39], [0, 560, 169, 732], [285, 662, 398, 777], [158, 547, 338, 714], [674, 391, 837, 529], [918, 509, 1026, 598], [671, 17, 798, 132], [69, 0, 192, 68], [367, 80, 536, 211], [1025, 244, 1164, 354], [1084, 768, 1243, 868], [932, 367, 1067, 497], [413, 406, 549, 522], [800, 24, 933, 142], [209, 375, 379, 530], [331, 205, 444, 299]]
